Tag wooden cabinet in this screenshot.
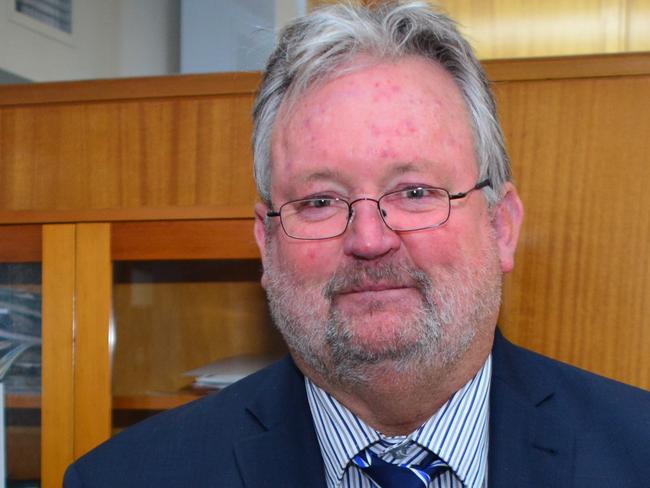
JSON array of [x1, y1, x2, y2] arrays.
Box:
[[0, 73, 273, 487], [1, 53, 649, 487]]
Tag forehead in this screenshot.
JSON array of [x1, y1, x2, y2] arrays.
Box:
[[271, 56, 476, 195]]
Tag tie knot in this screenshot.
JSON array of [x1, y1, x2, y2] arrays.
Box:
[[352, 448, 450, 488]]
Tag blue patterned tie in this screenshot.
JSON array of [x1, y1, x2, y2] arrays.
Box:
[[352, 448, 450, 487]]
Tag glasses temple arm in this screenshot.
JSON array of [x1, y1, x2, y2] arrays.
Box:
[[449, 178, 492, 200]]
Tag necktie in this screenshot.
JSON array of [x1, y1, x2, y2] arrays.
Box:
[[352, 448, 450, 487]]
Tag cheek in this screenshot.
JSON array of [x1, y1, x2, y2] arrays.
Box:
[[402, 216, 494, 271], [274, 238, 341, 281], [402, 232, 460, 270]]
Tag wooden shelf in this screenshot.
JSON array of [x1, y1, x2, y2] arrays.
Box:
[[3, 392, 209, 411], [6, 392, 41, 409], [112, 393, 207, 411], [111, 220, 259, 260]]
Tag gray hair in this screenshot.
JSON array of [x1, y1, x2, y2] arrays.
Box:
[[252, 1, 510, 206]]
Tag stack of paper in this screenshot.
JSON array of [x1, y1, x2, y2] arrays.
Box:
[[184, 355, 279, 389]]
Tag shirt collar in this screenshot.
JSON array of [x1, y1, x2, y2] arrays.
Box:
[[305, 355, 492, 487]]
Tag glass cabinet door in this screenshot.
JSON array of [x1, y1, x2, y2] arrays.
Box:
[[0, 225, 43, 488], [110, 222, 285, 432]]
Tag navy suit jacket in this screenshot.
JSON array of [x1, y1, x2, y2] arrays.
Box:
[[64, 331, 650, 487]]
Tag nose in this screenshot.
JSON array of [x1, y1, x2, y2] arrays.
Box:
[[342, 198, 401, 260]]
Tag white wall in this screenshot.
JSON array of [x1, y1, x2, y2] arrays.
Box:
[[0, 0, 303, 82], [181, 0, 305, 73], [118, 0, 179, 78], [0, 0, 179, 82]]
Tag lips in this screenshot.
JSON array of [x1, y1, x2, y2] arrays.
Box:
[[339, 283, 411, 294]]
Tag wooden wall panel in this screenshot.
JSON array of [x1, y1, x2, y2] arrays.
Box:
[[0, 95, 256, 217], [0, 225, 41, 262], [309, 0, 650, 58], [494, 73, 650, 389], [442, 0, 634, 58], [0, 74, 261, 224], [628, 0, 650, 50]]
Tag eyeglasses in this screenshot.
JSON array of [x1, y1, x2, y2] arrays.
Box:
[[267, 179, 491, 240]]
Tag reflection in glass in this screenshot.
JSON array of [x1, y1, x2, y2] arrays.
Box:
[[0, 288, 41, 391], [0, 263, 42, 487], [112, 260, 284, 433]]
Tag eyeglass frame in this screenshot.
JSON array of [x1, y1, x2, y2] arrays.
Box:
[[266, 178, 492, 240]]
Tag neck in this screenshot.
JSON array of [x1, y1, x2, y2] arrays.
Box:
[[295, 344, 490, 436]]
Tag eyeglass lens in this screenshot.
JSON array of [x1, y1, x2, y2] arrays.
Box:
[[280, 187, 451, 239]]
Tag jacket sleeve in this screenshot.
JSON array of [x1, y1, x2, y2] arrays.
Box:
[[63, 464, 84, 487]]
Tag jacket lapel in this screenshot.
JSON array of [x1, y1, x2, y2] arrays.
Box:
[[233, 357, 327, 488], [489, 331, 575, 487], [232, 333, 578, 487]]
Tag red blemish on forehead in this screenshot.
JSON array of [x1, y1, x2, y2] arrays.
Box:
[[275, 56, 477, 187], [379, 148, 398, 159], [366, 79, 404, 103]]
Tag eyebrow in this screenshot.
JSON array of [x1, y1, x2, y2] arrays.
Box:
[[385, 162, 428, 176], [301, 169, 347, 184], [378, 161, 439, 186], [292, 160, 439, 193], [303, 162, 430, 179]]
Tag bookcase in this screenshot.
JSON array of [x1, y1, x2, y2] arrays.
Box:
[[1, 52, 649, 488]]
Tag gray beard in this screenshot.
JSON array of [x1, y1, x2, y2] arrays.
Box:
[[264, 249, 502, 388]]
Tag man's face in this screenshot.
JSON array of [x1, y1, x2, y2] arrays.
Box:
[[255, 57, 522, 385]]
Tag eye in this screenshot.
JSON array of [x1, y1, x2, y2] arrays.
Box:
[[287, 197, 345, 223], [381, 186, 448, 212], [294, 197, 336, 211], [405, 187, 427, 199], [311, 198, 332, 208]]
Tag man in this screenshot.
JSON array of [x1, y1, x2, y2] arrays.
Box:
[[65, 2, 650, 487]]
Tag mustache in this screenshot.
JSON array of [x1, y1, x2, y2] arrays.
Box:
[[323, 261, 433, 299]]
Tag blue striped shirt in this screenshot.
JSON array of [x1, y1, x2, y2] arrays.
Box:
[[305, 356, 491, 487]]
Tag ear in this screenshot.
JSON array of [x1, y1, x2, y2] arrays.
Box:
[[492, 182, 524, 273], [254, 202, 270, 289]]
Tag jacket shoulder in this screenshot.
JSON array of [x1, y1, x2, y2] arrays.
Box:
[[492, 332, 650, 483], [64, 356, 302, 488], [494, 332, 650, 415]]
